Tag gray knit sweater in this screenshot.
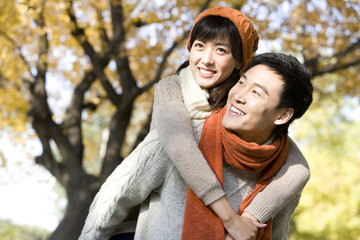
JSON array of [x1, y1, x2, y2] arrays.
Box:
[[79, 67, 309, 240], [152, 67, 310, 221]]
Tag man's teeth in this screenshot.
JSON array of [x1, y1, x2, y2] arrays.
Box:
[[230, 106, 244, 115]]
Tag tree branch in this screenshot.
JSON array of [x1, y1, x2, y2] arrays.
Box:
[[312, 58, 360, 77], [334, 38, 360, 59], [63, 70, 97, 160], [33, 120, 66, 182], [28, 0, 51, 120], [93, 2, 110, 54], [110, 1, 139, 95], [305, 39, 360, 77], [67, 0, 122, 106], [28, 0, 83, 181]]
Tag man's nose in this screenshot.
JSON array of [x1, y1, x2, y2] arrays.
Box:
[[233, 89, 247, 104]]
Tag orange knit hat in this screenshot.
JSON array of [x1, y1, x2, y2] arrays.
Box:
[[187, 7, 259, 71]]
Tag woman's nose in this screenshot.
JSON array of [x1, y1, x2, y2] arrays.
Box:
[[201, 50, 214, 65]]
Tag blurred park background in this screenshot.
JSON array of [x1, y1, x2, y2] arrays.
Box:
[[0, 0, 359, 239]]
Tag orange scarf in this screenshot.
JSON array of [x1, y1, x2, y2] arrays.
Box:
[[181, 107, 289, 240]]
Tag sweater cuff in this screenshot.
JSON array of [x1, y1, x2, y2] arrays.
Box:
[[244, 201, 272, 223], [200, 186, 226, 206]]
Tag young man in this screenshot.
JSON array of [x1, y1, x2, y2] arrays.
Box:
[[79, 52, 313, 240], [182, 52, 313, 239]]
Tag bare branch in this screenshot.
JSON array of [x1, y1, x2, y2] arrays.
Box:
[[334, 38, 360, 59], [28, 0, 85, 181], [66, 0, 98, 61], [28, 0, 51, 120], [110, 2, 139, 95], [312, 59, 360, 77], [305, 38, 360, 77], [64, 70, 97, 123], [33, 120, 67, 182], [66, 0, 121, 106], [63, 70, 97, 160], [92, 2, 110, 49]]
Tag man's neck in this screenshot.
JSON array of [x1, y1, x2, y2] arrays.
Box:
[[238, 130, 274, 145]]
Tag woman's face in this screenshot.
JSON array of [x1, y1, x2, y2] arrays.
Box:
[[189, 38, 239, 89]]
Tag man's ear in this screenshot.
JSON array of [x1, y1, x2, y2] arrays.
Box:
[[274, 108, 294, 125]]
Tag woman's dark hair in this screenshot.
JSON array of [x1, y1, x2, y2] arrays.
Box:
[[176, 15, 243, 110]]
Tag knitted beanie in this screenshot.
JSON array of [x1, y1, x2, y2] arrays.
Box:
[[187, 7, 259, 71]]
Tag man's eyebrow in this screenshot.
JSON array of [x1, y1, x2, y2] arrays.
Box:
[[254, 82, 269, 96], [242, 72, 269, 96]]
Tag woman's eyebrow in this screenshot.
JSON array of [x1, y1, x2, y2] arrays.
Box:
[[215, 42, 231, 48]]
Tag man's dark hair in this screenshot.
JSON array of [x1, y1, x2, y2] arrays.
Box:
[[246, 53, 313, 135]]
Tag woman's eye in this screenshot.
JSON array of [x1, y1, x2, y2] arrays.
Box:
[[194, 42, 204, 48], [217, 48, 228, 54]]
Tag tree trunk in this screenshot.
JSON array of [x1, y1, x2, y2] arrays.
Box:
[[49, 179, 100, 240]]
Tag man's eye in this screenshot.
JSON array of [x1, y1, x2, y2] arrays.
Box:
[[252, 90, 261, 96]]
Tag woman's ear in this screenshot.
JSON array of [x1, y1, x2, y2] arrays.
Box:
[[235, 61, 241, 70], [274, 108, 294, 125]]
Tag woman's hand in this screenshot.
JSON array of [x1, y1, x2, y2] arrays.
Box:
[[223, 214, 265, 240], [209, 197, 266, 240]]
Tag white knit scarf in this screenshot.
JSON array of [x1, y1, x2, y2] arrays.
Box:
[[179, 66, 212, 120]]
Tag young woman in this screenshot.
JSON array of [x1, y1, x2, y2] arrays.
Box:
[[79, 7, 310, 240], [152, 7, 310, 238]]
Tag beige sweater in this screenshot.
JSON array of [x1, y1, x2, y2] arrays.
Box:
[[79, 69, 306, 239]]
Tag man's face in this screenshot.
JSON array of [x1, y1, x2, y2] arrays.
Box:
[[222, 64, 286, 144]]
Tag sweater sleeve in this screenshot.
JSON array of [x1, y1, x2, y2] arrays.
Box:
[[271, 193, 301, 239], [152, 76, 225, 205], [244, 137, 310, 223], [79, 130, 169, 240]]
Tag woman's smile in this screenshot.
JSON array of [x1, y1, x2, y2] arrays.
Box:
[[189, 39, 238, 89]]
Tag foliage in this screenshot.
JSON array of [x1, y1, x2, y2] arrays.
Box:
[[289, 98, 360, 240], [0, 219, 50, 240], [0, 0, 359, 239]]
